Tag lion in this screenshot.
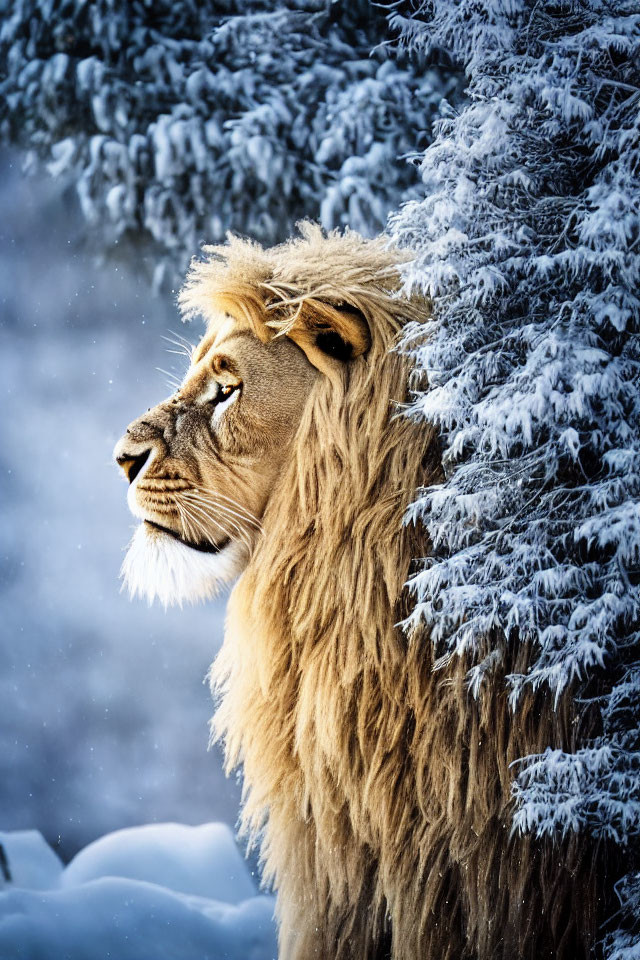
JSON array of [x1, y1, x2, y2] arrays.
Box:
[[114, 224, 601, 959]]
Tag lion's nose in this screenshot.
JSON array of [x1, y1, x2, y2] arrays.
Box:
[[115, 448, 151, 485]]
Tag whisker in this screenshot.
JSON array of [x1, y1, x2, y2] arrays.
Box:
[[156, 367, 182, 391], [178, 499, 229, 550], [211, 516, 239, 550], [173, 499, 190, 539], [181, 501, 239, 551], [178, 497, 214, 547], [174, 498, 202, 544], [181, 497, 261, 548], [193, 504, 253, 552], [185, 488, 263, 530], [162, 334, 194, 365], [175, 494, 253, 551], [181, 491, 262, 533], [162, 335, 189, 352], [180, 484, 257, 519], [168, 328, 196, 353]]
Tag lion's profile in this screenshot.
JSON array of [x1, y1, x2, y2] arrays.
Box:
[[115, 224, 600, 959]]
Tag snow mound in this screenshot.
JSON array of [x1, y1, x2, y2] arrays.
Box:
[[0, 824, 276, 960], [0, 880, 276, 960], [0, 830, 63, 891], [62, 822, 256, 904]]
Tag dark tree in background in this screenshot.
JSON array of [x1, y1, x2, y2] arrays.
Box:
[[0, 0, 457, 287], [389, 3, 640, 957]]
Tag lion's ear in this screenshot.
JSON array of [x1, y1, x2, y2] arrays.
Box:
[[286, 302, 371, 382]]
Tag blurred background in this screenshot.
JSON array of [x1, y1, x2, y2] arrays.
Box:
[[0, 151, 241, 860]]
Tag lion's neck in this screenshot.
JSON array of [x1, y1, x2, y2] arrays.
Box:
[[211, 352, 440, 845], [217, 353, 438, 693]]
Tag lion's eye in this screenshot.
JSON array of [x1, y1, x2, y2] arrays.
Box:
[[210, 381, 240, 409], [200, 380, 240, 409], [208, 381, 240, 425]]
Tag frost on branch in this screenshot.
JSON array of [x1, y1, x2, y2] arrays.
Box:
[[601, 872, 640, 960], [0, 0, 457, 288], [512, 664, 640, 842], [388, 2, 639, 952]]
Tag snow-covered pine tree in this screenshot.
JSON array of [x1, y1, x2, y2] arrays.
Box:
[[0, 0, 457, 289], [388, 2, 640, 954]]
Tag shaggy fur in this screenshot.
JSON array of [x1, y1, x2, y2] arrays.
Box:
[[121, 522, 248, 607], [128, 225, 603, 958]]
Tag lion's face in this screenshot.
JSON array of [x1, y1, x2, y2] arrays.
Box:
[[114, 315, 318, 605]]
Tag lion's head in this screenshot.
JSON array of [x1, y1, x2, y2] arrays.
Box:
[[114, 224, 422, 606]]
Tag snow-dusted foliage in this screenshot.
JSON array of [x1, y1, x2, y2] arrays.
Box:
[[0, 0, 456, 288], [388, 1, 640, 952], [602, 872, 640, 960]]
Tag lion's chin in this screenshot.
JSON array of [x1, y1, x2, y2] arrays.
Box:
[[121, 522, 248, 607]]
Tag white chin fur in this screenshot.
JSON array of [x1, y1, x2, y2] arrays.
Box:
[[121, 523, 248, 607]]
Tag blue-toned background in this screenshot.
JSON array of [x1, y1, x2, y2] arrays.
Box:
[[0, 153, 240, 859]]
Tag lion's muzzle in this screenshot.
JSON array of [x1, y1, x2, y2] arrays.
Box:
[[115, 447, 151, 484]]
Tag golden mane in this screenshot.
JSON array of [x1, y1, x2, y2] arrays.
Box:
[[179, 222, 424, 382], [180, 226, 602, 960]]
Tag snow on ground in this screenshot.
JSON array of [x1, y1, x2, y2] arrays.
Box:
[[61, 823, 257, 903], [0, 823, 277, 960], [0, 831, 63, 891]]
